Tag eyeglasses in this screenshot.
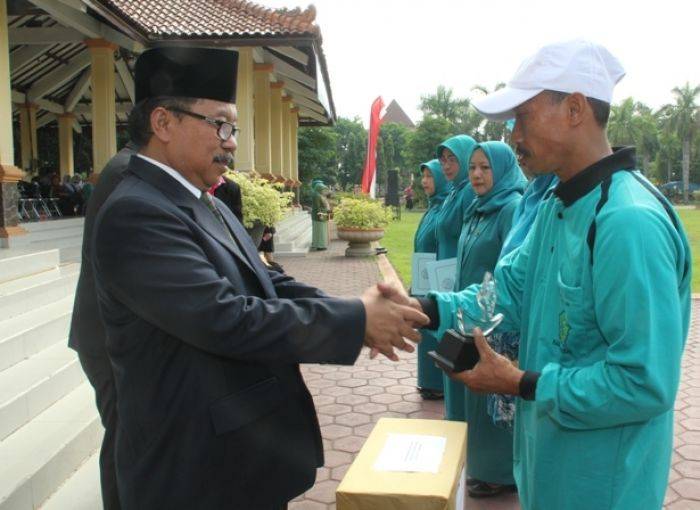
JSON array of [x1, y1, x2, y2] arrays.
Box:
[[167, 107, 240, 141], [439, 154, 458, 165]]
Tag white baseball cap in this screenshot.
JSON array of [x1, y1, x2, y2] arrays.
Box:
[[473, 39, 626, 121]]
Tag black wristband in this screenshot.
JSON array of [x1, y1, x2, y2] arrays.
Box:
[[415, 296, 439, 330], [519, 371, 540, 401]]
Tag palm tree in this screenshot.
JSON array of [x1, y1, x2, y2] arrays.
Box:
[[471, 83, 508, 142], [419, 86, 470, 124], [659, 83, 700, 202], [608, 98, 640, 146]]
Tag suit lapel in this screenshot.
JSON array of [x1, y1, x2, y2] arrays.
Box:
[[127, 156, 260, 279], [217, 203, 277, 298]]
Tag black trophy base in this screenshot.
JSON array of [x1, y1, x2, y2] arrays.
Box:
[[428, 329, 480, 374]]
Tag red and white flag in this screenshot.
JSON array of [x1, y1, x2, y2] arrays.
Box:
[[361, 96, 385, 198]]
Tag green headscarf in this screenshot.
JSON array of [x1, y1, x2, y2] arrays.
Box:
[[434, 135, 477, 260], [414, 159, 448, 253], [311, 182, 329, 220], [436, 135, 476, 188], [421, 159, 449, 205], [465, 141, 527, 217]]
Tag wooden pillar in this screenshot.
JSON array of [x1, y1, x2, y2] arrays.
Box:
[[281, 97, 292, 184], [253, 64, 273, 177], [19, 103, 38, 172], [290, 107, 299, 184], [86, 39, 117, 176], [0, 0, 26, 245], [269, 82, 285, 181], [235, 48, 255, 173], [58, 113, 74, 177]]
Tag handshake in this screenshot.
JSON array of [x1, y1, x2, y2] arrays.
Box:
[[359, 282, 426, 361]]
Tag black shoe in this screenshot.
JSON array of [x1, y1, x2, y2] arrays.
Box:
[[375, 247, 388, 255], [418, 388, 444, 400], [268, 261, 284, 273], [468, 481, 517, 498]]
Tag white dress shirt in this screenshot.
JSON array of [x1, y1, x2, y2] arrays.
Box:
[[137, 154, 203, 199]]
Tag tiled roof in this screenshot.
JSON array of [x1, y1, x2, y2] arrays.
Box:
[[96, 0, 320, 39]]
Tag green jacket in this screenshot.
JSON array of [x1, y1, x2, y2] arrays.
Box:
[[434, 135, 476, 260], [430, 149, 692, 509], [311, 183, 329, 222]]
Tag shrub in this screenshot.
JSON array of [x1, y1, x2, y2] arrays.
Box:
[[334, 197, 392, 229], [226, 172, 293, 228]]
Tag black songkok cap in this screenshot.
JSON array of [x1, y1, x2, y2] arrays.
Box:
[[135, 47, 238, 104]]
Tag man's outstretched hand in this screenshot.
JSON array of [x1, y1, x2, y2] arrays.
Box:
[[365, 282, 426, 360], [360, 284, 428, 361]]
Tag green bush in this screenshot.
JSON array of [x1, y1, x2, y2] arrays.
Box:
[[334, 197, 392, 229], [226, 172, 293, 228], [693, 190, 700, 202]]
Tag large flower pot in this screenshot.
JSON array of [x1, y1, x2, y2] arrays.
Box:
[[337, 227, 385, 257], [245, 220, 265, 247]]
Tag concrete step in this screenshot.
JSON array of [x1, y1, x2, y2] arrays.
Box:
[[0, 382, 102, 510], [276, 229, 312, 256], [0, 268, 61, 298], [276, 210, 308, 230], [0, 251, 59, 286], [56, 246, 81, 264], [0, 296, 74, 371], [0, 265, 79, 322], [275, 214, 311, 243], [0, 343, 84, 441], [275, 220, 310, 245], [22, 219, 84, 235], [24, 236, 83, 253], [39, 453, 101, 510]]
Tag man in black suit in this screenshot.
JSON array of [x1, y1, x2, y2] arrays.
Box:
[[91, 47, 425, 509], [68, 140, 138, 510]]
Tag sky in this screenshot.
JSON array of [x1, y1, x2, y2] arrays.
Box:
[[262, 0, 699, 125]]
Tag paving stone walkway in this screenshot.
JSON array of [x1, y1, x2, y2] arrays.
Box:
[[277, 240, 700, 510]]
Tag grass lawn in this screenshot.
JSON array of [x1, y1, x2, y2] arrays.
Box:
[[677, 208, 699, 293], [383, 207, 700, 293], [381, 210, 423, 289]]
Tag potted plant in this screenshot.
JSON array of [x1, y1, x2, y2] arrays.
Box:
[[334, 197, 392, 257], [226, 172, 293, 246]]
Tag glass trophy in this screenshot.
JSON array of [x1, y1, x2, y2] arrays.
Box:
[[428, 272, 504, 373]]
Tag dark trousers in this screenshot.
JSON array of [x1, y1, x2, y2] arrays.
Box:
[[78, 353, 121, 510]]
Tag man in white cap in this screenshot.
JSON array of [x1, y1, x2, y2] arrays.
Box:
[[407, 40, 692, 508]]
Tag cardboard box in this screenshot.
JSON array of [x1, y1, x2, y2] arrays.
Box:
[[336, 418, 467, 510]]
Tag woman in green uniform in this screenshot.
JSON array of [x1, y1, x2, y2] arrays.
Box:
[[433, 134, 476, 421], [454, 141, 526, 497], [311, 181, 330, 250], [413, 159, 449, 399]]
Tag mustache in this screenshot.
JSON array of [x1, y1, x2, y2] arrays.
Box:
[[515, 145, 531, 158], [213, 153, 234, 166]]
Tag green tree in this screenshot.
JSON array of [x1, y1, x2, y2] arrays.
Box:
[[471, 83, 508, 142], [377, 122, 411, 189], [659, 83, 700, 202], [608, 98, 659, 175], [334, 117, 367, 189], [419, 85, 470, 124], [297, 126, 339, 185]]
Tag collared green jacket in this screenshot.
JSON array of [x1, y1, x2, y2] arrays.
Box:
[[430, 149, 692, 509]]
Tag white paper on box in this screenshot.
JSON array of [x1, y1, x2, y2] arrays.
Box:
[[372, 433, 447, 474]]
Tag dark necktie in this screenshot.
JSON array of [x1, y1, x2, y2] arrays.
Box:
[[200, 191, 235, 242]]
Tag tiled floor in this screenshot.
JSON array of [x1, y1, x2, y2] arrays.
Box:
[[277, 240, 700, 510]]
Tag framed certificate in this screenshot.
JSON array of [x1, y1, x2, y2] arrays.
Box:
[[411, 253, 436, 296], [426, 258, 457, 292]]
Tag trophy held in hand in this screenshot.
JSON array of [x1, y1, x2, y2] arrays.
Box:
[[428, 272, 503, 373]]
